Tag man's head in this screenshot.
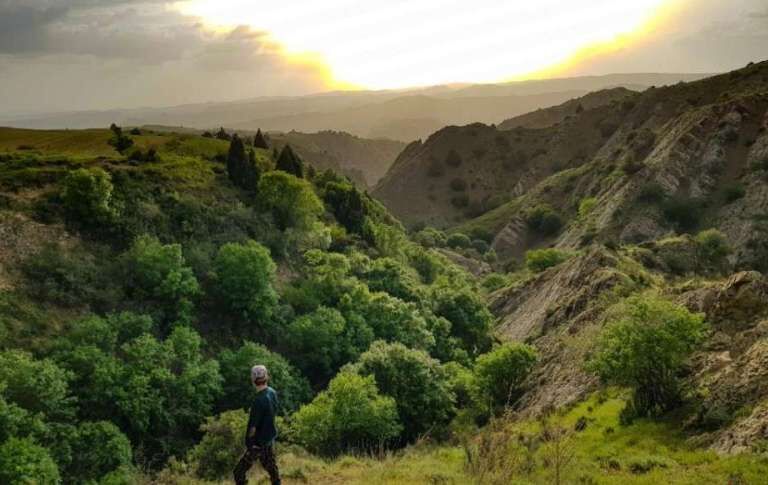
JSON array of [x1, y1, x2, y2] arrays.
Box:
[[251, 364, 269, 387]]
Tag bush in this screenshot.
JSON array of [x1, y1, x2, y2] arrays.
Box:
[[636, 182, 666, 203], [525, 248, 571, 273], [662, 197, 703, 232], [578, 197, 598, 220], [258, 171, 323, 230], [695, 229, 731, 270], [61, 167, 117, 226], [526, 205, 564, 236], [188, 410, 247, 480], [722, 183, 746, 203], [291, 372, 402, 456], [351, 341, 455, 442], [213, 240, 278, 323], [108, 124, 134, 154], [473, 343, 537, 412], [472, 239, 490, 254], [324, 182, 366, 234], [481, 273, 508, 292], [0, 437, 60, 485], [446, 233, 472, 249], [587, 295, 707, 419], [413, 227, 447, 248], [0, 350, 75, 421], [217, 342, 310, 414], [122, 235, 200, 327], [64, 421, 133, 483], [432, 287, 493, 357]]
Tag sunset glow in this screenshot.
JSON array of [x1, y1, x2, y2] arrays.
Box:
[[178, 0, 673, 89]]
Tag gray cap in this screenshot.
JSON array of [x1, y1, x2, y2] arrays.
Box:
[[251, 365, 269, 382]]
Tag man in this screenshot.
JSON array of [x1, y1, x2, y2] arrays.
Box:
[[233, 364, 281, 485]]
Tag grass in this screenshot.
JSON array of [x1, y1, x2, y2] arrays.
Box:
[[154, 391, 768, 484]]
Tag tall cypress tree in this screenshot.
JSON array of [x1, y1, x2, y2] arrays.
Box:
[[276, 144, 304, 178], [227, 134, 247, 184], [253, 129, 269, 149]]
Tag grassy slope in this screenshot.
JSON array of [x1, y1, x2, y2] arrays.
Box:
[[156, 392, 767, 484]]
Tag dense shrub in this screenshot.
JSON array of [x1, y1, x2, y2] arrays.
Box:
[[108, 124, 134, 154], [636, 182, 667, 203], [446, 233, 472, 249], [63, 421, 133, 483], [276, 144, 304, 178], [662, 197, 703, 232], [587, 295, 707, 420], [473, 343, 537, 412], [213, 240, 278, 323], [358, 257, 423, 302], [351, 341, 455, 442], [188, 410, 247, 480], [432, 287, 493, 356], [291, 372, 401, 456], [61, 167, 117, 226], [0, 350, 75, 421], [481, 273, 509, 292], [257, 171, 323, 230], [471, 239, 490, 254], [323, 182, 366, 233], [122, 235, 200, 327], [695, 229, 731, 270], [0, 437, 60, 485], [413, 227, 447, 248], [21, 243, 105, 307], [722, 183, 746, 203], [525, 248, 571, 272], [226, 135, 260, 190], [217, 342, 310, 414], [526, 205, 564, 236], [578, 197, 598, 220]]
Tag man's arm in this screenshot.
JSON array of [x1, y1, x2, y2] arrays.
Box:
[[245, 400, 264, 447]]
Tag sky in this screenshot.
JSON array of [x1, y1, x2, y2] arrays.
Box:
[[0, 0, 766, 115]]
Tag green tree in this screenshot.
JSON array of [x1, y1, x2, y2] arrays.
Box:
[[351, 341, 455, 442], [0, 350, 75, 421], [446, 233, 472, 249], [695, 229, 731, 271], [0, 437, 60, 485], [285, 307, 372, 384], [525, 248, 572, 273], [587, 295, 707, 419], [473, 343, 537, 412], [226, 134, 247, 183], [413, 227, 447, 248], [291, 372, 401, 456], [217, 342, 310, 414], [357, 257, 423, 302], [61, 167, 117, 226], [122, 235, 200, 327], [323, 181, 366, 233], [213, 241, 278, 323], [276, 144, 304, 178], [253, 128, 269, 149], [64, 421, 133, 483], [257, 171, 323, 230], [188, 410, 247, 481], [432, 287, 493, 356], [108, 124, 134, 154], [526, 204, 564, 236]]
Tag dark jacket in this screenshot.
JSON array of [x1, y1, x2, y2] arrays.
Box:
[[245, 386, 279, 448]]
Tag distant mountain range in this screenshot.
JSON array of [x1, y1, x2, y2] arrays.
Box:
[[1, 73, 711, 142]]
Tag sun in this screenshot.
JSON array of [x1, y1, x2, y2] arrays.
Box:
[[177, 0, 673, 89]]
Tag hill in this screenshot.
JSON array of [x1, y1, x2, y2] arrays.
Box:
[[0, 73, 709, 142]]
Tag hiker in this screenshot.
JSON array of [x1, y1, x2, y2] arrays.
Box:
[[233, 365, 281, 485]]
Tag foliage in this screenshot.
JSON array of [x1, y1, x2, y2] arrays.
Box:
[[578, 197, 598, 219], [695, 229, 731, 270], [481, 273, 508, 293], [257, 171, 323, 230], [212, 240, 278, 323], [413, 227, 447, 248], [61, 167, 117, 226], [526, 204, 564, 236], [291, 372, 402, 456], [323, 181, 366, 233], [63, 421, 133, 483], [0, 437, 60, 485], [587, 295, 707, 419], [217, 342, 310, 414], [108, 124, 134, 154], [253, 129, 269, 149], [662, 197, 703, 232], [188, 410, 247, 480], [122, 235, 200, 327], [432, 286, 493, 357], [446, 233, 471, 249], [226, 134, 261, 190], [0, 350, 75, 421], [356, 257, 423, 302], [525, 248, 572, 273], [472, 343, 537, 412], [276, 144, 304, 178], [445, 149, 463, 168], [351, 341, 456, 442]]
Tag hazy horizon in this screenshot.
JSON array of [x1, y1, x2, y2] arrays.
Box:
[[1, 0, 766, 115]]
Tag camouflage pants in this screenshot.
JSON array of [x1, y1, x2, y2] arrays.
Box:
[[233, 444, 281, 485]]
